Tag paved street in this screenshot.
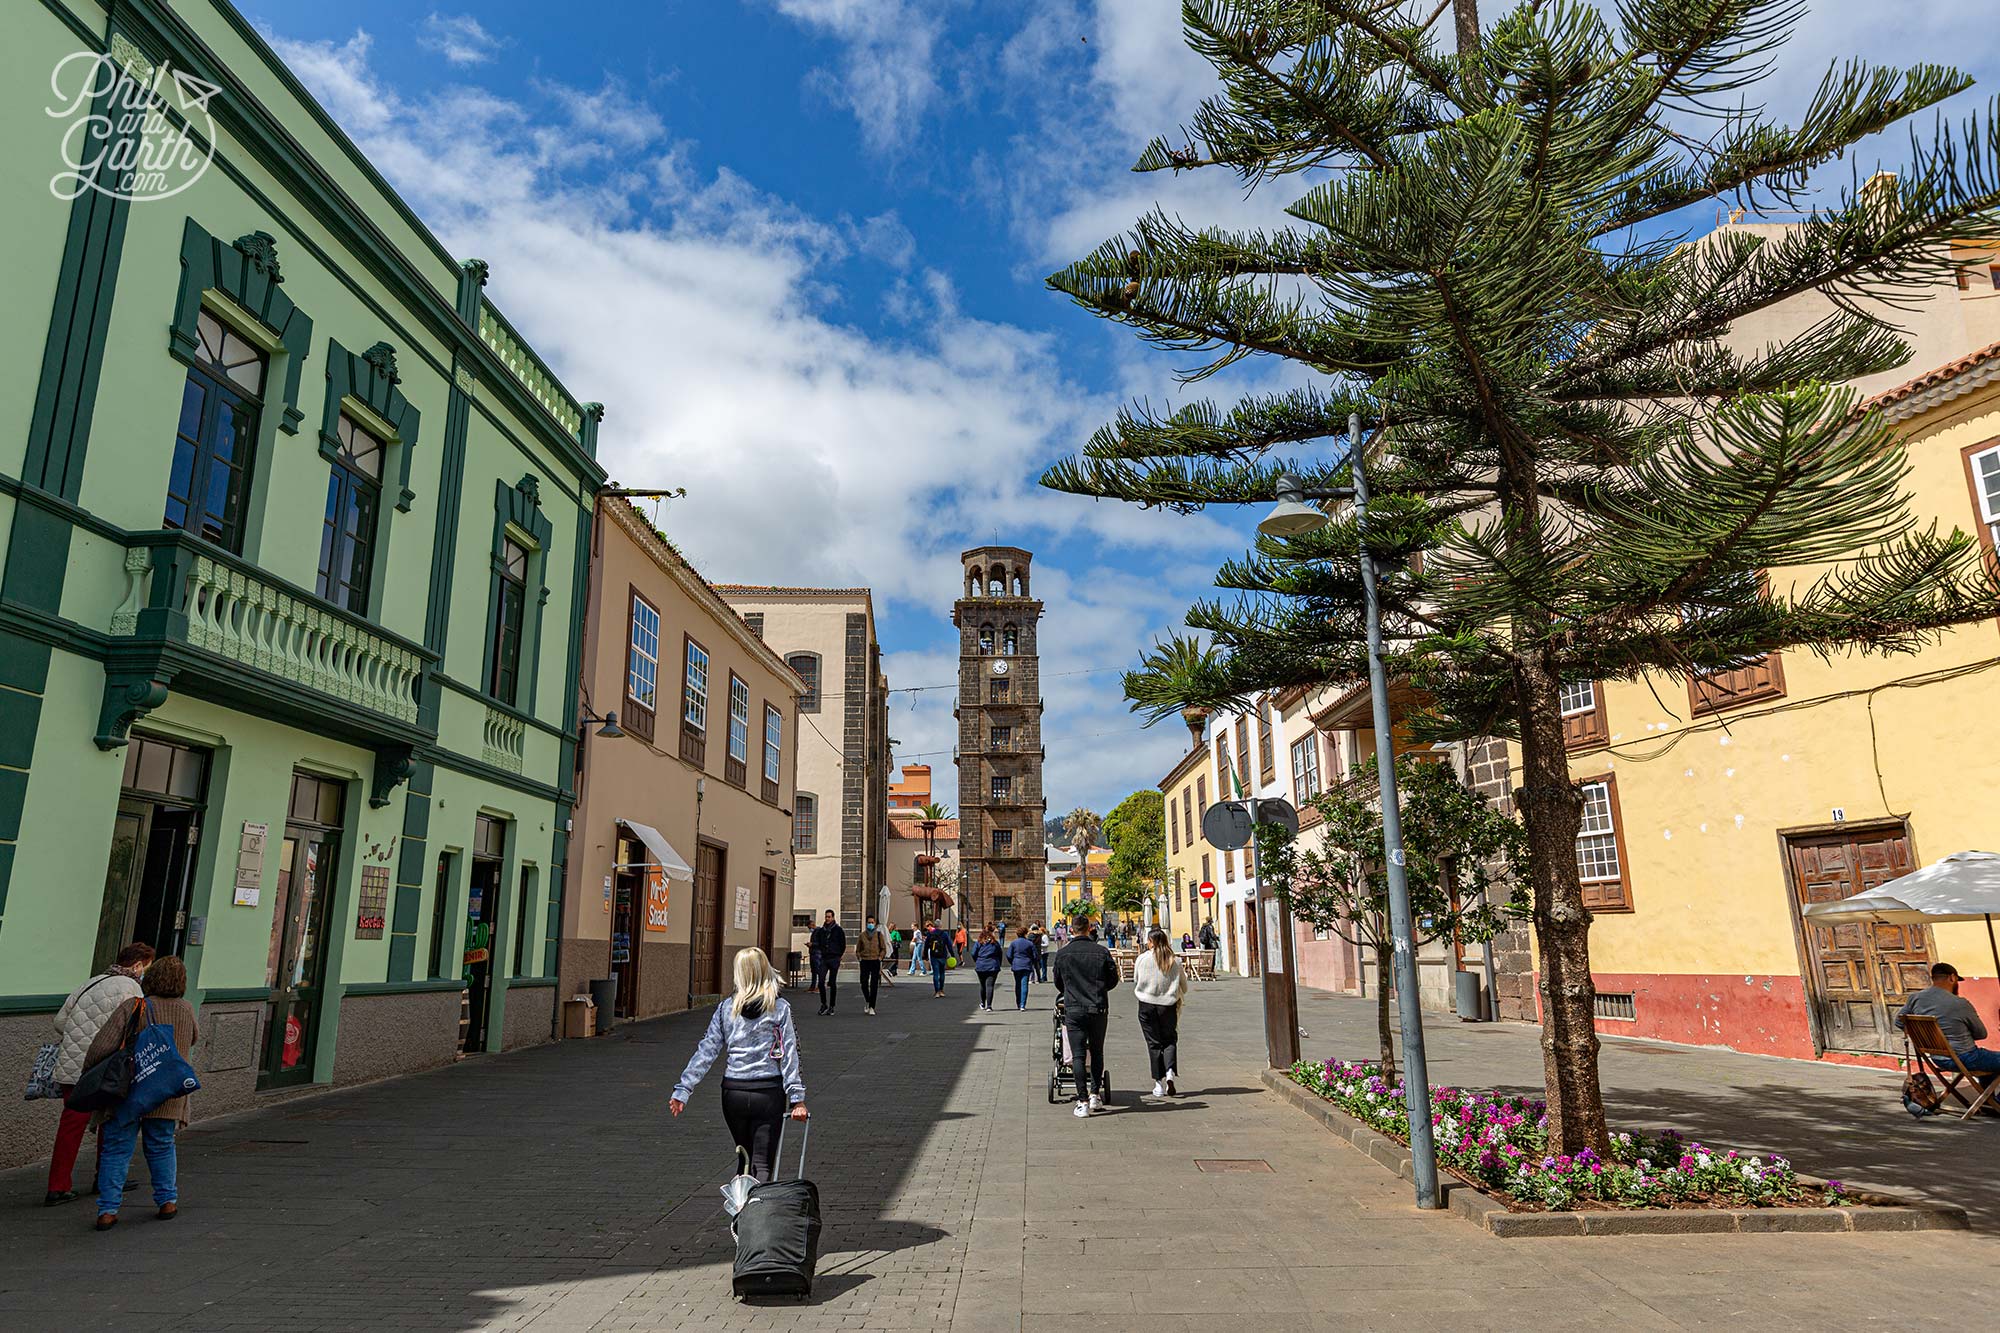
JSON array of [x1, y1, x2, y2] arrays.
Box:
[[3, 966, 1995, 1331]]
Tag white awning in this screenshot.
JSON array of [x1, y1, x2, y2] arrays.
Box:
[[618, 819, 695, 883]]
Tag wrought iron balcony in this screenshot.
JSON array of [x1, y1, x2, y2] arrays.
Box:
[[101, 531, 437, 800]]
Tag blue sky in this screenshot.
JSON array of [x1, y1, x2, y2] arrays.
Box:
[[252, 1, 1996, 816]]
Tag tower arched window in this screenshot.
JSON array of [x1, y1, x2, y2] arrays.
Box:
[[987, 564, 1005, 596], [978, 623, 995, 655], [967, 569, 980, 598], [1012, 576, 1023, 596], [1002, 624, 1018, 655]]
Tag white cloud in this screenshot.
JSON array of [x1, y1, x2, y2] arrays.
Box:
[[762, 0, 946, 152], [266, 25, 1237, 812], [417, 13, 504, 66]]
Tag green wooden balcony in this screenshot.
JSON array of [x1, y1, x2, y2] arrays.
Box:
[[100, 532, 438, 801]]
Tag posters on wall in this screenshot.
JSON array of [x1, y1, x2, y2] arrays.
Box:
[[733, 884, 752, 931]]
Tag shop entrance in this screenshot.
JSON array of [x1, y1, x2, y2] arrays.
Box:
[[759, 870, 778, 957], [461, 814, 506, 1053], [94, 735, 210, 971], [260, 772, 346, 1087], [612, 832, 643, 1018]]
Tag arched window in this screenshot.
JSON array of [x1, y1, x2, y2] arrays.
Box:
[[967, 569, 980, 598], [792, 793, 818, 854], [987, 564, 1006, 596], [1002, 624, 1018, 655], [1012, 576, 1023, 596], [786, 651, 821, 712], [977, 623, 995, 655]]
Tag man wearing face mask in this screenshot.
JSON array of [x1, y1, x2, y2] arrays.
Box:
[[855, 914, 888, 1015]]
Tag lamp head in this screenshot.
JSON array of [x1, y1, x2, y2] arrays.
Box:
[[1259, 473, 1331, 538], [593, 710, 625, 740]]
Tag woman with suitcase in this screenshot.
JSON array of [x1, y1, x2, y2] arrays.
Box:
[[669, 948, 808, 1181]]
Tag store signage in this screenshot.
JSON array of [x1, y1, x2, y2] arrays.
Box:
[[644, 866, 670, 932], [355, 865, 389, 940]]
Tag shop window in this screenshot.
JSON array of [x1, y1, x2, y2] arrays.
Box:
[[1576, 775, 1632, 912], [316, 413, 385, 614], [1559, 679, 1609, 750]]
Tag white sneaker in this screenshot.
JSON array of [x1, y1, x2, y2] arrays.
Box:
[[867, 1007, 876, 1015], [1088, 1094, 1105, 1114], [1073, 1100, 1090, 1118], [1165, 1071, 1178, 1095], [1152, 1081, 1166, 1097]]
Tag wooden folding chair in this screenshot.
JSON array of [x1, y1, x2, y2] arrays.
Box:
[[1901, 1014, 2000, 1120]]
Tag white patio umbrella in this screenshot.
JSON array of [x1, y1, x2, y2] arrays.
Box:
[[1799, 850, 2000, 978]]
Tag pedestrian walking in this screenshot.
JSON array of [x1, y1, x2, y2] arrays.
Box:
[[953, 925, 968, 963], [809, 910, 845, 1015], [42, 943, 151, 1206], [925, 920, 952, 997], [669, 948, 808, 1182], [1029, 923, 1050, 983], [911, 924, 928, 972], [1006, 927, 1038, 1011], [970, 926, 1004, 1011], [887, 927, 902, 978], [88, 955, 197, 1231], [1133, 929, 1187, 1097], [1053, 915, 1120, 1117], [856, 914, 887, 1015], [1199, 920, 1219, 952]]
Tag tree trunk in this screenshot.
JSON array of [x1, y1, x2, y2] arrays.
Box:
[[1453, 0, 1480, 56], [1372, 922, 1397, 1079], [1514, 648, 1611, 1154]]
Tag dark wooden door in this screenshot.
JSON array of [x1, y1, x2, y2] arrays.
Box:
[[1224, 902, 1238, 974], [692, 843, 726, 995], [1788, 826, 1927, 1055]]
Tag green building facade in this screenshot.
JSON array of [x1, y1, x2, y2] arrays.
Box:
[[1, 0, 605, 1166]]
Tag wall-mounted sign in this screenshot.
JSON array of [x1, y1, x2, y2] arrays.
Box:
[[602, 875, 613, 914], [355, 865, 390, 940], [644, 867, 670, 933], [734, 884, 752, 931], [233, 821, 268, 907], [1263, 899, 1284, 974]]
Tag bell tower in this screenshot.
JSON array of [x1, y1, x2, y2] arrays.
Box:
[[953, 547, 1044, 932]]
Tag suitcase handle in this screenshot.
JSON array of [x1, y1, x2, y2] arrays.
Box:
[[773, 1112, 810, 1180]]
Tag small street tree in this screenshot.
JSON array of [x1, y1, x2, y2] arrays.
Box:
[[1260, 756, 1527, 1079], [1042, 0, 2000, 1151], [1100, 789, 1167, 916]]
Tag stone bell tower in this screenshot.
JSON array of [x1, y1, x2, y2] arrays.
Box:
[[953, 547, 1045, 931]]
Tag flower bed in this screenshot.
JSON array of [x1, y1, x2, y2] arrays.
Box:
[[1290, 1058, 1848, 1212]]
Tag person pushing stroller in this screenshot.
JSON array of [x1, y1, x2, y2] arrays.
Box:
[[1053, 914, 1120, 1117]]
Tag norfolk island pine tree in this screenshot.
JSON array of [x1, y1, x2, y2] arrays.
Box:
[[1039, 0, 2000, 1153]]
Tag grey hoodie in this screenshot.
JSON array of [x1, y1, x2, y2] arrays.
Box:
[[672, 996, 806, 1105]]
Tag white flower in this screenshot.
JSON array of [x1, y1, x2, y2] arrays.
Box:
[[1696, 1152, 1712, 1167], [1637, 1158, 1651, 1171]]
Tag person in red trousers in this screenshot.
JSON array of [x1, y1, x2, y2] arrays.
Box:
[[43, 943, 152, 1206]]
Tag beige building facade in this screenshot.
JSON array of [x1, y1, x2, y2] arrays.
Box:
[[715, 586, 891, 943], [562, 502, 802, 1020]]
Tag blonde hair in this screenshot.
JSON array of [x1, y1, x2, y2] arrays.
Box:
[[731, 948, 779, 1019]]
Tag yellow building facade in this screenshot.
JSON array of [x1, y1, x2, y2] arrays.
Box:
[[1543, 346, 2000, 1064]]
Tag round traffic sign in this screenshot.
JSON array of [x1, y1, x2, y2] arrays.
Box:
[[1201, 800, 1254, 851], [1198, 881, 1216, 899]]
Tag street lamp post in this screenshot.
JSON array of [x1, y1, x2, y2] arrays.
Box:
[[1258, 411, 1442, 1211]]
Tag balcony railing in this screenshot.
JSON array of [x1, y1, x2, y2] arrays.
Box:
[[108, 532, 433, 737], [477, 298, 585, 438], [482, 704, 526, 773]]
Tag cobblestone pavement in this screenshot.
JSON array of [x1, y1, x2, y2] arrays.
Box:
[[1, 966, 1993, 1330]]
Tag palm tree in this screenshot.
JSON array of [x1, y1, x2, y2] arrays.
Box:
[[1128, 635, 1225, 747], [915, 801, 952, 874], [1063, 806, 1102, 909]]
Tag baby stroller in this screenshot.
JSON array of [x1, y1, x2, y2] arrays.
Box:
[[1047, 993, 1111, 1104]]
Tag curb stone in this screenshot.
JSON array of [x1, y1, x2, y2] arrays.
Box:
[[1258, 1067, 1970, 1238]]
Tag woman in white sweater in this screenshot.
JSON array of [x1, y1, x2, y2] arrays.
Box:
[[1131, 929, 1187, 1097]]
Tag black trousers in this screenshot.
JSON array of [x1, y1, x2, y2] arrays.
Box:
[[1064, 1011, 1109, 1100], [977, 970, 999, 1006], [1137, 1000, 1179, 1081], [859, 959, 881, 1007], [817, 959, 839, 1010], [720, 1077, 787, 1181]]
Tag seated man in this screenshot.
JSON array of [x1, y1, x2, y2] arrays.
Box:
[[1896, 962, 1999, 1076]]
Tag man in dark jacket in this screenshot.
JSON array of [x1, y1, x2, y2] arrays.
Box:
[[810, 911, 846, 1015], [1053, 917, 1120, 1116]]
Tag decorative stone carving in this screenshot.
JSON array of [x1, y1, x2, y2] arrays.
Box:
[[233, 230, 283, 281], [361, 341, 400, 385], [95, 671, 172, 751]]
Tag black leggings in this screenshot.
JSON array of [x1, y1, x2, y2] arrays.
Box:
[[977, 971, 999, 1006], [720, 1078, 787, 1181]]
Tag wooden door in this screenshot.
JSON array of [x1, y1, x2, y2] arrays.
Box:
[[1224, 902, 1238, 974], [692, 843, 726, 995], [1788, 826, 1927, 1055], [1246, 897, 1262, 978]]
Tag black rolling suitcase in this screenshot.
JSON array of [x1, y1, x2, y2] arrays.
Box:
[[731, 1117, 821, 1298]]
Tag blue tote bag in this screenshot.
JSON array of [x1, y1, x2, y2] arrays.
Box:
[[111, 999, 200, 1125]]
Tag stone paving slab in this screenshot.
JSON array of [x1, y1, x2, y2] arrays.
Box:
[[1, 966, 1995, 1330]]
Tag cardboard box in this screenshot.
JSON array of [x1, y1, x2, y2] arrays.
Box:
[[562, 998, 596, 1039]]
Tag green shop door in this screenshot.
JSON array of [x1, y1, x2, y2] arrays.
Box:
[[460, 814, 507, 1053], [260, 773, 346, 1087]]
